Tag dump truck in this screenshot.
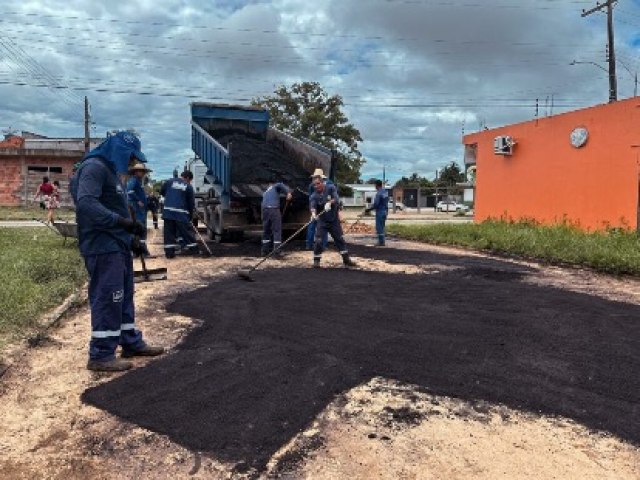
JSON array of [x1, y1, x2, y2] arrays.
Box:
[[190, 102, 336, 241]]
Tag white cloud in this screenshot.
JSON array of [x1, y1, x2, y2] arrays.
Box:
[[0, 0, 639, 181]]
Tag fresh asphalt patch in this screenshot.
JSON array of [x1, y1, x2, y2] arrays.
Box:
[[82, 247, 640, 473]]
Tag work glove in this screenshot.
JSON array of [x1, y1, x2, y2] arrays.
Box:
[[324, 202, 332, 212], [118, 217, 145, 236], [311, 211, 317, 221], [131, 237, 145, 256]]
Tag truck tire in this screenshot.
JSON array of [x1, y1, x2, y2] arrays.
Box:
[[211, 204, 224, 243]]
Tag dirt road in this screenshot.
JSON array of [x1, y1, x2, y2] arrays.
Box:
[[1, 230, 639, 479]]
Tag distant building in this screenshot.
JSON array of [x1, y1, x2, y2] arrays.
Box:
[[0, 131, 102, 206], [463, 97, 640, 231]]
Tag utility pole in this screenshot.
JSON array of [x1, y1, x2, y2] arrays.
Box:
[[582, 0, 618, 102], [83, 96, 90, 153]]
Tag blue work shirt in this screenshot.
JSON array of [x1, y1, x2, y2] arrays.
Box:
[[310, 183, 340, 223], [72, 157, 132, 256], [370, 188, 389, 214], [161, 177, 194, 223], [307, 178, 334, 196], [127, 176, 147, 224], [262, 183, 291, 209]]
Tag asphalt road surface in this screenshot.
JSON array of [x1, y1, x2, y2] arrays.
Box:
[[82, 243, 640, 474]]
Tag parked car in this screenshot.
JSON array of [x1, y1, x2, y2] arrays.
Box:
[[436, 200, 469, 213], [388, 200, 405, 211]]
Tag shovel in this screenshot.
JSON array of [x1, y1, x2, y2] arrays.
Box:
[[129, 207, 167, 283], [191, 219, 213, 257]]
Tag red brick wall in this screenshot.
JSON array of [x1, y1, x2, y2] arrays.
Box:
[[0, 157, 22, 205], [0, 155, 79, 206]]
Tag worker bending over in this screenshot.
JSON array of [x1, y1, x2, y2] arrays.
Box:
[[309, 175, 356, 268], [161, 170, 199, 258], [261, 182, 292, 256]]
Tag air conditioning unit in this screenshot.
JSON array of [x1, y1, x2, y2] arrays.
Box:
[[494, 136, 515, 156]]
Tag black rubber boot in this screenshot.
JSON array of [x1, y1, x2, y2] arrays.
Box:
[[313, 258, 321, 268], [342, 253, 356, 267]]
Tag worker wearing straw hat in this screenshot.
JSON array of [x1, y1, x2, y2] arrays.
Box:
[[127, 162, 153, 257], [306, 168, 331, 250]]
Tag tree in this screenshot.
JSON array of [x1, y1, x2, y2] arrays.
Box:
[[253, 82, 364, 183], [393, 173, 433, 188], [436, 162, 465, 187]]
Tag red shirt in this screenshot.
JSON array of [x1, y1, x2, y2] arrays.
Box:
[[39, 183, 54, 196]]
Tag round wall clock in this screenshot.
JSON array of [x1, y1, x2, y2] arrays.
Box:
[[570, 127, 589, 148]]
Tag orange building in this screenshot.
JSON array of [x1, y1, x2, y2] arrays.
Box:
[[463, 97, 640, 231]]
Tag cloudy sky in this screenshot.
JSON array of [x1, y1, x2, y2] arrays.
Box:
[[1, 0, 639, 182]]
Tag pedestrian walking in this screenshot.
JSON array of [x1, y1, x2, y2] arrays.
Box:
[[71, 131, 164, 372], [33, 176, 55, 224], [160, 170, 199, 258], [261, 182, 292, 256], [305, 168, 330, 250], [365, 179, 389, 246], [127, 163, 152, 257], [309, 175, 356, 268]]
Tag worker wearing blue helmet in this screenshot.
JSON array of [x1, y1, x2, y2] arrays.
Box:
[[72, 131, 164, 372]]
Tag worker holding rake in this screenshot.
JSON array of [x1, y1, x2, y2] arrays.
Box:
[[72, 131, 164, 372], [309, 174, 356, 268]]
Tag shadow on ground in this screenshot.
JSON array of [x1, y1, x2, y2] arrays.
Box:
[[82, 247, 640, 473]]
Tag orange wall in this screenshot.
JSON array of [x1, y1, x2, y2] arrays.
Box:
[[464, 97, 640, 231]]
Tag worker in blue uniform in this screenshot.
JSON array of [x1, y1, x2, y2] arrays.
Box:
[[261, 182, 292, 256], [305, 168, 330, 250], [160, 170, 199, 258], [365, 179, 389, 246], [71, 131, 164, 372], [309, 174, 356, 268], [127, 162, 152, 257]]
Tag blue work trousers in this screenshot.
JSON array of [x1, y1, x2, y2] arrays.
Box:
[[262, 207, 282, 253], [314, 218, 347, 259], [375, 211, 387, 245], [164, 219, 198, 257], [84, 252, 145, 361], [306, 218, 328, 249]]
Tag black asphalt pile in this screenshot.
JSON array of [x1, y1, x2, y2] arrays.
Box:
[[216, 134, 311, 190], [83, 251, 640, 474]]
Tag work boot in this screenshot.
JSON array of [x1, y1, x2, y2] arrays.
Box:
[[87, 358, 133, 372], [313, 258, 321, 268], [342, 253, 356, 267], [121, 345, 165, 358]]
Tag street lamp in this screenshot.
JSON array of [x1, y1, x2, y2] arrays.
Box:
[[571, 59, 638, 98]]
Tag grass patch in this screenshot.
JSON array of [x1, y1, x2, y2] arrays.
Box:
[[0, 227, 86, 351], [387, 220, 640, 275], [0, 206, 75, 221]]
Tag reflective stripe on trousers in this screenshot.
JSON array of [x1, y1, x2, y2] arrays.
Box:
[[84, 251, 145, 361]]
